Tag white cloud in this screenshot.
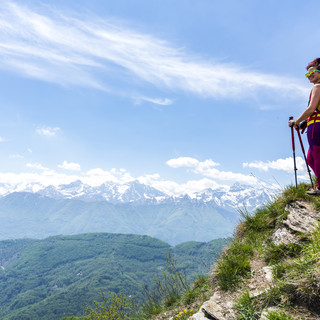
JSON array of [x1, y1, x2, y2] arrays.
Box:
[[142, 176, 228, 196], [243, 157, 306, 173], [0, 2, 308, 101], [1, 155, 289, 196], [26, 162, 50, 171], [84, 168, 135, 186], [167, 156, 256, 184], [166, 157, 202, 168], [36, 126, 60, 137], [58, 161, 81, 171]]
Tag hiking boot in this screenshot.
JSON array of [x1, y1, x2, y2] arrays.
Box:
[[306, 188, 320, 196]]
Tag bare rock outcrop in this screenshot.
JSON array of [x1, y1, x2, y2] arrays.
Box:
[[284, 201, 320, 234], [189, 292, 236, 320], [271, 227, 299, 245]]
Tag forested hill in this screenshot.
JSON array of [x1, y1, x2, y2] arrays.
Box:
[[0, 233, 229, 320]]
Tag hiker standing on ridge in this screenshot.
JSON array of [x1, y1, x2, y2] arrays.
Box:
[[289, 58, 320, 195]]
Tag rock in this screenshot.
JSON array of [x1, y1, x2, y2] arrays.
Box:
[[262, 266, 273, 283], [189, 311, 207, 320], [194, 292, 237, 320], [259, 307, 279, 319], [284, 201, 320, 234], [271, 227, 299, 245], [249, 288, 270, 298]]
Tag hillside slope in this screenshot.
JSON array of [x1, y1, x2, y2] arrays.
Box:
[[154, 184, 320, 320], [0, 233, 228, 320]]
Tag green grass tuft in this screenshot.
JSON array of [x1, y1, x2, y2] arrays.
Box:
[[215, 240, 254, 291], [263, 242, 303, 265], [266, 310, 297, 320], [235, 291, 261, 320]]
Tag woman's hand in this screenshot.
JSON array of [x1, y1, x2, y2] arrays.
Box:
[[288, 119, 300, 129], [288, 119, 296, 127]]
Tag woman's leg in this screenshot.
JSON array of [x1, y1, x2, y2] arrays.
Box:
[[310, 145, 320, 188]]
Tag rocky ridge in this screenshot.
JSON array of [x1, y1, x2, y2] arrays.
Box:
[[153, 186, 320, 320], [187, 200, 320, 320]]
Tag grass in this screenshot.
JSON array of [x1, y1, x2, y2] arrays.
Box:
[[265, 311, 298, 320], [215, 239, 254, 291], [235, 291, 261, 320], [181, 275, 210, 305], [263, 242, 304, 265]]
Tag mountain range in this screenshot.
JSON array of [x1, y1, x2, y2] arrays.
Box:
[[0, 179, 278, 210], [0, 180, 277, 244]]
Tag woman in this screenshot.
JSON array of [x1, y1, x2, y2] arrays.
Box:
[[289, 58, 320, 195]]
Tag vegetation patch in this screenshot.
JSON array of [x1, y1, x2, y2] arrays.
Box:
[[265, 310, 297, 320], [215, 238, 254, 291], [235, 291, 261, 320], [263, 242, 304, 265]]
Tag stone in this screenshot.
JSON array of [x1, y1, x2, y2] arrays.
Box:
[[271, 227, 298, 245], [259, 307, 279, 319], [189, 311, 208, 320], [201, 292, 237, 320], [249, 288, 269, 298], [284, 201, 320, 234], [262, 266, 273, 283]]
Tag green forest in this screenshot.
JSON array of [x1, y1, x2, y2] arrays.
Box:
[[0, 233, 229, 320]]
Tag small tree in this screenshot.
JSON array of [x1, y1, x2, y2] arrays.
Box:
[[142, 252, 188, 312], [85, 291, 136, 320]]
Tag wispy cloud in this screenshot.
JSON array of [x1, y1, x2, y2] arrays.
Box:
[[137, 97, 174, 106], [243, 157, 306, 173], [58, 161, 81, 171], [26, 162, 50, 171], [10, 154, 24, 159], [0, 2, 308, 101], [0, 136, 6, 142], [36, 126, 60, 137], [167, 156, 257, 184]]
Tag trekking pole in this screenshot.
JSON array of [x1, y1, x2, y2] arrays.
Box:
[[295, 126, 314, 188], [289, 116, 298, 188]]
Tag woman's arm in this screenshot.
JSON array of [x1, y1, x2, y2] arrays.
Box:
[[295, 84, 320, 126]]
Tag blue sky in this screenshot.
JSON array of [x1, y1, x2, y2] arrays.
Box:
[[0, 0, 317, 195]]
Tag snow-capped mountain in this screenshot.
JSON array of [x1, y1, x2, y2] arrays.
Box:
[[0, 180, 279, 211], [37, 180, 167, 203]]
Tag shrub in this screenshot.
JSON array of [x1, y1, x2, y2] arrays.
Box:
[[141, 253, 188, 315], [85, 291, 135, 320]]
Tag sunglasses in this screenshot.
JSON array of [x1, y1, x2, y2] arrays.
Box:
[[305, 69, 320, 78]]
